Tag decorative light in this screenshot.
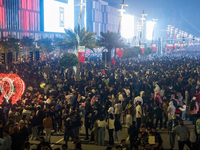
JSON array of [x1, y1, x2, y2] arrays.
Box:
[[0, 74, 25, 104]]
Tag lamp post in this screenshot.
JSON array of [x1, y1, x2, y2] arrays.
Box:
[[136, 22, 141, 46], [151, 18, 157, 45], [117, 0, 128, 34], [139, 10, 147, 46], [74, 0, 86, 49]]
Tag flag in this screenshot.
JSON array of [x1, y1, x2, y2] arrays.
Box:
[[112, 57, 116, 66], [117, 48, 123, 57], [102, 70, 105, 75], [151, 44, 156, 52], [140, 45, 145, 54], [78, 52, 85, 63]]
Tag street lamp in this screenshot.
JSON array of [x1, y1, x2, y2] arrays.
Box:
[[139, 10, 147, 46], [117, 0, 128, 33]]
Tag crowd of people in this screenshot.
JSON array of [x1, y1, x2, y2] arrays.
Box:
[[0, 50, 200, 150]]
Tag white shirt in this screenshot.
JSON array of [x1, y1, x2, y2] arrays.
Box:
[[118, 94, 124, 101], [124, 89, 130, 97], [108, 118, 115, 129], [136, 105, 142, 118], [108, 107, 114, 114], [114, 103, 122, 115]]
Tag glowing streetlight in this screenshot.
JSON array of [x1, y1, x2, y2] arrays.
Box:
[[139, 10, 147, 46], [117, 0, 128, 33]]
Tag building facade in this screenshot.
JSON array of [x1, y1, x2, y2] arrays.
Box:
[[0, 0, 120, 40], [86, 0, 120, 37]]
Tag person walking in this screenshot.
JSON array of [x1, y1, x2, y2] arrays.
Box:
[[173, 119, 191, 150], [108, 114, 115, 145], [167, 115, 179, 150], [155, 103, 163, 130], [136, 102, 142, 129], [43, 114, 52, 143]]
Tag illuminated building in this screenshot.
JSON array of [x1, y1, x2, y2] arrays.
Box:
[[0, 0, 120, 40]]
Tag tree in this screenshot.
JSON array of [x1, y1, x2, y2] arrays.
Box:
[[57, 27, 98, 51], [59, 53, 79, 78], [37, 38, 55, 57], [57, 27, 98, 80], [99, 31, 125, 68], [20, 36, 34, 61]]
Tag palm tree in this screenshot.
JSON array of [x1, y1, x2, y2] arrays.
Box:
[[58, 27, 98, 51], [20, 36, 34, 61], [57, 27, 98, 79], [99, 31, 125, 68]]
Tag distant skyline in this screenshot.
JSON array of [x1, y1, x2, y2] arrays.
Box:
[[104, 0, 200, 38]]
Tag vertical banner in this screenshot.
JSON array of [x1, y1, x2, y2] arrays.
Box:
[[151, 44, 156, 52], [117, 48, 123, 57], [140, 45, 145, 54], [78, 46, 85, 63], [78, 52, 85, 63]]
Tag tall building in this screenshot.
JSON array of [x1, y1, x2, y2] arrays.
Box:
[[86, 0, 120, 36], [0, 0, 120, 40]]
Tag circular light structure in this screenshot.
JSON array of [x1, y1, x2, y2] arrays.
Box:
[[0, 74, 25, 104]]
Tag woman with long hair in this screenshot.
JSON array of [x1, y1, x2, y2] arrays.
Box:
[[190, 99, 199, 125]]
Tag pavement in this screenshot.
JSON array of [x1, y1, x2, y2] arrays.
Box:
[[29, 120, 196, 150]]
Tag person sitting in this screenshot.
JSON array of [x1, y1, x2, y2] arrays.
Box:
[[144, 131, 159, 150], [134, 132, 145, 150], [121, 139, 129, 150]]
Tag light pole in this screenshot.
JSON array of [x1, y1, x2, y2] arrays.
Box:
[[74, 0, 86, 49], [136, 22, 141, 46], [117, 0, 128, 33], [151, 18, 157, 45], [139, 10, 147, 46], [170, 26, 174, 44]]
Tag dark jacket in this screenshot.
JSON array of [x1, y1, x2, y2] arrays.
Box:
[[19, 126, 29, 142], [10, 133, 22, 150], [128, 125, 139, 141], [65, 117, 73, 131]]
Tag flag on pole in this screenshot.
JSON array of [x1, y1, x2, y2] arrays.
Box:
[[112, 57, 116, 66]]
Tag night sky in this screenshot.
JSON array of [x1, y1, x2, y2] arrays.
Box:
[[104, 0, 200, 38]]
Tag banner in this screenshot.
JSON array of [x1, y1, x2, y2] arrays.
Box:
[[151, 44, 156, 52], [117, 48, 123, 57], [112, 57, 116, 66], [140, 45, 145, 54], [78, 52, 85, 63]]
